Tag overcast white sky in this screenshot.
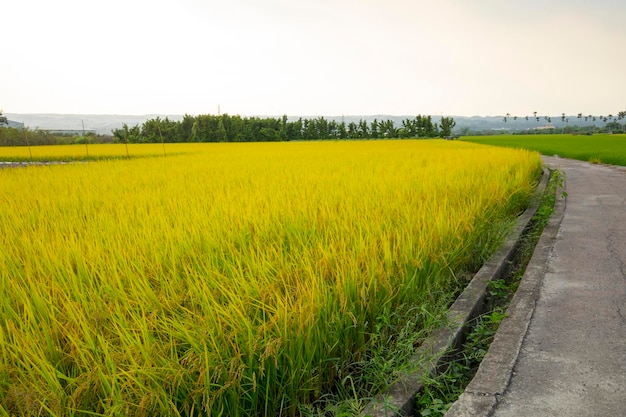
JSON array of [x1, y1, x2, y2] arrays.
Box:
[[2, 0, 625, 117]]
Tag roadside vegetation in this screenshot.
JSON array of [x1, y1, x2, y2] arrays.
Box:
[[461, 134, 626, 166], [0, 140, 540, 416]]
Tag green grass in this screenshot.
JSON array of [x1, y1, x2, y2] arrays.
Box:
[[460, 134, 626, 166]]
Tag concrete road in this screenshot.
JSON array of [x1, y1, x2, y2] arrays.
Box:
[[495, 157, 626, 416], [447, 156, 626, 416]]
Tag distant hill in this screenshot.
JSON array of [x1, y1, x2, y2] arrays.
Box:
[[4, 114, 186, 135], [5, 113, 609, 135]]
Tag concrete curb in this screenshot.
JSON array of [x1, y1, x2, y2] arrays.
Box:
[[444, 167, 566, 417], [362, 169, 553, 417]]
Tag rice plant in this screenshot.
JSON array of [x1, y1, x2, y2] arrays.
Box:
[[0, 143, 191, 162], [0, 140, 541, 416]]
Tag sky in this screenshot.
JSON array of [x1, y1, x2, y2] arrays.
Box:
[[2, 0, 625, 118]]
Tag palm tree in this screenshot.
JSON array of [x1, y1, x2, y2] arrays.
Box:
[[524, 115, 530, 132], [618, 111, 626, 132]]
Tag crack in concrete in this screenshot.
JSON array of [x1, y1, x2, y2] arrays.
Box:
[[617, 307, 626, 327]]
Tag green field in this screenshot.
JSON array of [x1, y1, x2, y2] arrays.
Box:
[[460, 134, 626, 166]]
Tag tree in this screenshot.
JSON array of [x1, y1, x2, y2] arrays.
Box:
[[379, 119, 396, 138], [285, 118, 303, 140], [358, 119, 369, 138], [618, 111, 626, 132], [370, 119, 379, 138], [605, 121, 621, 132], [328, 120, 339, 139], [112, 123, 141, 143], [316, 117, 330, 139], [215, 116, 227, 142], [304, 117, 319, 140], [280, 115, 289, 140], [422, 116, 436, 137], [439, 116, 456, 137], [337, 121, 348, 139], [181, 114, 195, 142], [415, 117, 425, 136], [401, 118, 417, 137], [347, 122, 358, 138]]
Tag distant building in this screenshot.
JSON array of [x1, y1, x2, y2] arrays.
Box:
[[535, 124, 555, 130]]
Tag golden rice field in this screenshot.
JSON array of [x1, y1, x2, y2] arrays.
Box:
[[0, 140, 542, 416], [0, 143, 175, 161]]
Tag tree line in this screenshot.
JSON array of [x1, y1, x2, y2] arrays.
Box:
[[111, 114, 457, 144], [499, 111, 626, 134]]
